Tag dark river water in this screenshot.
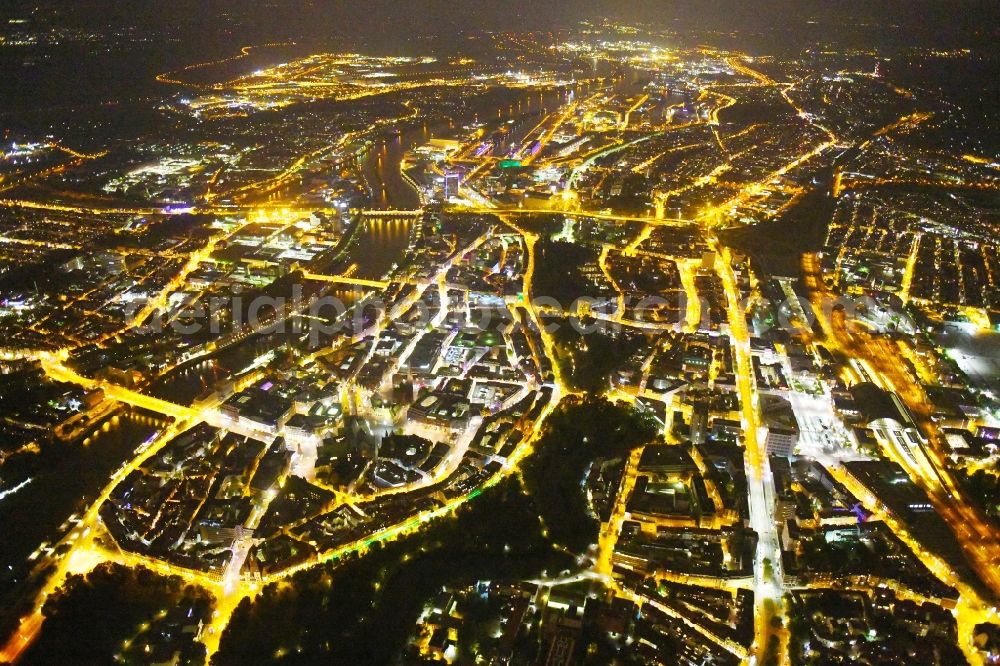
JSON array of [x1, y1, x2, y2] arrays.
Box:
[[0, 410, 164, 597]]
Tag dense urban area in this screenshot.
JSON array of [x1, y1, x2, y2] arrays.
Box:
[[0, 3, 998, 665]]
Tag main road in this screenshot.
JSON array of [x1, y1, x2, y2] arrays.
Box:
[[715, 242, 788, 664]]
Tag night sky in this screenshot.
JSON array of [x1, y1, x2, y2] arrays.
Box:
[[11, 0, 1000, 48]]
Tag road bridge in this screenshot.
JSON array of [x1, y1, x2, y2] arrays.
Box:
[[301, 272, 390, 289]]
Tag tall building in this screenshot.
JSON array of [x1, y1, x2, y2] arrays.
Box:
[[443, 170, 461, 199], [761, 394, 800, 457]]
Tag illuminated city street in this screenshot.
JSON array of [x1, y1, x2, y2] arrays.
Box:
[[0, 3, 999, 666]]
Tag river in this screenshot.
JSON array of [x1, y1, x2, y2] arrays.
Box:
[[0, 410, 163, 598]]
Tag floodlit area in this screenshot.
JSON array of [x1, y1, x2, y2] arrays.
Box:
[[1, 8, 999, 666]]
